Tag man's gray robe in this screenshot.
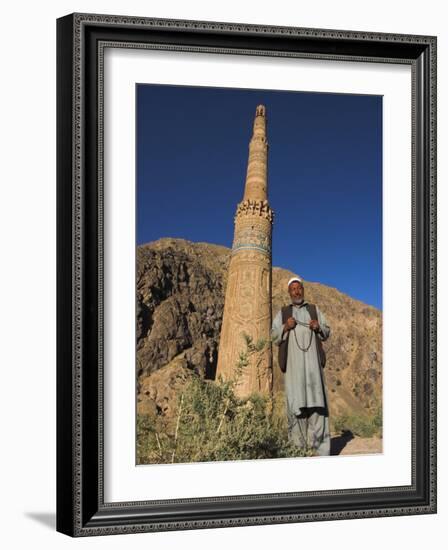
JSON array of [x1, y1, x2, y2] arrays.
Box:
[[271, 302, 331, 456]]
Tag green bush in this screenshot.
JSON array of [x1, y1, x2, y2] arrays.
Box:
[[137, 375, 313, 464], [137, 334, 312, 464]]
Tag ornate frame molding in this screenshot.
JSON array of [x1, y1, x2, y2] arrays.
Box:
[[57, 12, 437, 537]]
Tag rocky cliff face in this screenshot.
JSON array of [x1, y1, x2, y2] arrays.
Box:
[[136, 238, 382, 418]]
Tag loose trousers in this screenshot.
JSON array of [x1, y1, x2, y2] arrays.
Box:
[[287, 406, 331, 456]]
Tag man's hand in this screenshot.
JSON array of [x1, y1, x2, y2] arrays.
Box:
[[283, 317, 297, 333], [309, 319, 320, 332]]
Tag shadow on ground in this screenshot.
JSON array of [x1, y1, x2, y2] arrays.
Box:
[[25, 512, 56, 530], [331, 430, 354, 455]]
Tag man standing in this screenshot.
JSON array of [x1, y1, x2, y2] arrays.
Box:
[[271, 277, 331, 456]]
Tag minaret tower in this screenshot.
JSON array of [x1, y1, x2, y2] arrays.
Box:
[[216, 105, 273, 398]]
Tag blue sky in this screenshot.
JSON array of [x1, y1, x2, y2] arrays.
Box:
[[136, 84, 382, 309]]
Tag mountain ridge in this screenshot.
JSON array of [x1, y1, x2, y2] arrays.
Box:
[[136, 237, 382, 419]]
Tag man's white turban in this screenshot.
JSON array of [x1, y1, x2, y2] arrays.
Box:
[[287, 277, 303, 288]]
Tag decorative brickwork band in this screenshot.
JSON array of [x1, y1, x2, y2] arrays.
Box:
[[235, 199, 274, 222]]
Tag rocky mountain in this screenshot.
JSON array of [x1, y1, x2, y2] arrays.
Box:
[[136, 237, 382, 419]]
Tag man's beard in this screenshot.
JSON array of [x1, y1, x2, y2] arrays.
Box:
[[292, 297, 304, 305]]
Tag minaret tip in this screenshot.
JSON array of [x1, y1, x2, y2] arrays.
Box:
[[256, 105, 266, 117]]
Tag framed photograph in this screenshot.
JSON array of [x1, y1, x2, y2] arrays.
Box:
[[56, 13, 437, 536]]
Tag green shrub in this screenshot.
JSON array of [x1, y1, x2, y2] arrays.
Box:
[[137, 375, 313, 464], [137, 333, 312, 464]]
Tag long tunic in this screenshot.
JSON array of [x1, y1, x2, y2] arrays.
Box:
[[271, 302, 330, 416]]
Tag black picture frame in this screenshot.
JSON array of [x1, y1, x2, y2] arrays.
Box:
[[56, 13, 437, 537]]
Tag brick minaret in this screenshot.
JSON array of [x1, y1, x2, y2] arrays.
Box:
[[216, 105, 273, 397]]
